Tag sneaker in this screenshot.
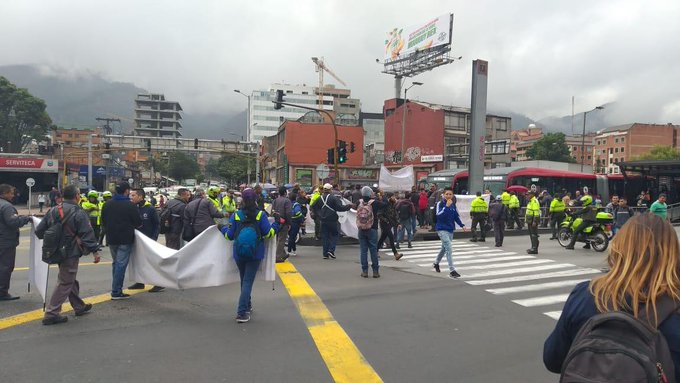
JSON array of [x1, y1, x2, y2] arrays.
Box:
[[74, 303, 93, 316], [395, 243, 400, 249], [407, 242, 413, 249], [373, 272, 380, 278], [111, 293, 131, 300], [327, 252, 336, 259], [495, 244, 502, 247], [470, 238, 478, 242], [289, 251, 297, 257], [323, 255, 329, 260], [236, 313, 251, 323], [433, 263, 441, 273], [361, 272, 368, 278], [394, 253, 403, 261], [479, 239, 486, 242], [42, 315, 68, 325], [526, 249, 538, 255], [149, 286, 165, 293], [449, 270, 461, 279], [246, 306, 254, 315], [127, 283, 145, 290]]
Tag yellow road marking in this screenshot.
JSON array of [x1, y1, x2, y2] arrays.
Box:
[[14, 261, 112, 272], [276, 262, 383, 383], [0, 288, 150, 331]]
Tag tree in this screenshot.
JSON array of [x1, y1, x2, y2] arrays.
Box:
[[210, 152, 250, 185], [0, 76, 52, 153], [168, 151, 200, 181], [526, 132, 575, 163], [634, 145, 680, 161]]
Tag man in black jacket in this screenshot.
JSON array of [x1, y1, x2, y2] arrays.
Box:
[[312, 183, 351, 259], [101, 182, 142, 299], [128, 188, 164, 293], [162, 188, 190, 250], [36, 185, 101, 325], [0, 184, 31, 301]]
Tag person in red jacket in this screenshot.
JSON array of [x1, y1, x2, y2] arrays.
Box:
[[418, 188, 429, 228]]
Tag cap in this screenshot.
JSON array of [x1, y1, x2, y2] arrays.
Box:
[[242, 188, 256, 200], [323, 183, 332, 190], [496, 195, 502, 200]]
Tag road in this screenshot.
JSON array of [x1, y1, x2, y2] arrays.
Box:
[[1, 227, 654, 382]]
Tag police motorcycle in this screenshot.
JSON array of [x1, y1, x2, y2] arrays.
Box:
[[557, 198, 613, 252]]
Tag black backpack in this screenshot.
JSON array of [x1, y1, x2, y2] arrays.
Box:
[[158, 205, 172, 234], [41, 205, 81, 264], [398, 201, 412, 221], [560, 297, 678, 383]]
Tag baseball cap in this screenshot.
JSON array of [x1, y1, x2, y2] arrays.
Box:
[[323, 183, 332, 190]]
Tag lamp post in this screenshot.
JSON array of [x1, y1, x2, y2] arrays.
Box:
[[233, 90, 251, 143], [401, 82, 423, 164], [580, 106, 604, 172]]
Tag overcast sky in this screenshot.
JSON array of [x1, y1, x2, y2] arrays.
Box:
[[2, 0, 679, 125]]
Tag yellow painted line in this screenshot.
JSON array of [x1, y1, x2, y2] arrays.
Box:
[[0, 288, 150, 331], [14, 261, 112, 272], [276, 262, 383, 383]]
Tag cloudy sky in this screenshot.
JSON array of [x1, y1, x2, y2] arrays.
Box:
[[2, 0, 679, 125]]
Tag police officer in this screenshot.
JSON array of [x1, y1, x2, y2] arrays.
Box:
[[207, 186, 222, 210], [469, 191, 489, 242], [508, 191, 523, 229], [525, 190, 541, 254], [548, 192, 566, 240], [565, 195, 598, 250], [221, 190, 237, 218], [81, 190, 101, 239]]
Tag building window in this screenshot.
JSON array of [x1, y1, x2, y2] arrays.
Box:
[[609, 148, 613, 154], [621, 137, 625, 143], [445, 113, 466, 131], [620, 147, 624, 153], [587, 155, 591, 160], [615, 138, 619, 143], [573, 146, 578, 151], [495, 119, 508, 131], [615, 148, 619, 153]]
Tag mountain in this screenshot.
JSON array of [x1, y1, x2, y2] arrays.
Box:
[[0, 64, 243, 139], [536, 103, 614, 135]]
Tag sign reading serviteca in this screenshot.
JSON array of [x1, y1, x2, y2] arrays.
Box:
[[0, 157, 59, 173], [384, 13, 453, 61]]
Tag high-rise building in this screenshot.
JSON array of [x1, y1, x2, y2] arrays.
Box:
[[134, 93, 183, 138]]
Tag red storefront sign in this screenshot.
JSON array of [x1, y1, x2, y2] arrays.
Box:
[[0, 157, 58, 172]]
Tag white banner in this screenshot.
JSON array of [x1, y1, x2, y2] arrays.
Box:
[[28, 217, 50, 303], [451, 194, 491, 228], [379, 165, 415, 192]]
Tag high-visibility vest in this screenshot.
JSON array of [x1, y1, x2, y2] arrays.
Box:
[[81, 201, 100, 219], [549, 199, 565, 213], [501, 192, 511, 206], [509, 195, 520, 209], [222, 195, 236, 213], [208, 196, 221, 210], [470, 196, 489, 213], [525, 197, 541, 217]]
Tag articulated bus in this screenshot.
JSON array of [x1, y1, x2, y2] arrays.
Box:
[[425, 169, 469, 194]]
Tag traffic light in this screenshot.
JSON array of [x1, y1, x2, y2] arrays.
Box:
[[194, 138, 199, 149], [327, 148, 335, 164], [338, 140, 347, 164], [350, 141, 355, 153], [274, 89, 285, 110]]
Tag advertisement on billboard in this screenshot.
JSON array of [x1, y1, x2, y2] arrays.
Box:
[[384, 13, 452, 61]]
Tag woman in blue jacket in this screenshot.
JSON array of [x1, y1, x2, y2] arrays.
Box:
[[221, 188, 278, 323], [432, 188, 465, 279], [544, 213, 680, 379]]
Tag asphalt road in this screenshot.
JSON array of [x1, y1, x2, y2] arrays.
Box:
[[3, 227, 671, 382]]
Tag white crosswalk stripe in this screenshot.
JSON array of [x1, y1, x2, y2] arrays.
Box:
[[512, 294, 571, 307]]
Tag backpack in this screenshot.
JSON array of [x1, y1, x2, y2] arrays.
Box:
[[419, 192, 428, 210], [42, 205, 81, 264], [158, 205, 172, 234], [233, 212, 262, 260], [398, 201, 412, 221], [356, 200, 375, 230], [560, 297, 678, 383]]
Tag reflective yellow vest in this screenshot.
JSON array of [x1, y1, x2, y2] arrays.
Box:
[[97, 201, 106, 225], [501, 191, 511, 206], [222, 195, 236, 213], [470, 196, 489, 213], [81, 201, 100, 219], [549, 199, 565, 213], [525, 197, 541, 217], [509, 195, 520, 209], [208, 196, 221, 210]]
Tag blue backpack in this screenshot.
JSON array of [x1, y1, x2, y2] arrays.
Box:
[[233, 212, 262, 260]]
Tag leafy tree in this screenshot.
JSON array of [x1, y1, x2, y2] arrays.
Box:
[[168, 151, 200, 181], [526, 132, 575, 163], [634, 145, 680, 161], [0, 76, 52, 153], [210, 152, 250, 184]]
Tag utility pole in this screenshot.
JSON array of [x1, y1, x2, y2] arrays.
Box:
[[96, 117, 120, 190]]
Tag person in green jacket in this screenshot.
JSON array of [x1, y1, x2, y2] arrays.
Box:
[[470, 191, 489, 242], [508, 191, 523, 230], [650, 193, 668, 220], [525, 191, 541, 254], [309, 186, 322, 240], [221, 190, 237, 218], [548, 193, 566, 240]]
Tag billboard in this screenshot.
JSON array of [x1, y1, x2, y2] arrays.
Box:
[[384, 13, 452, 61]]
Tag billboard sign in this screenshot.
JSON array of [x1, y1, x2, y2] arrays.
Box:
[[384, 13, 452, 61], [0, 157, 58, 173]]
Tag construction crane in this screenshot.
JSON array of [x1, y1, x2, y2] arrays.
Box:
[[311, 57, 347, 110]]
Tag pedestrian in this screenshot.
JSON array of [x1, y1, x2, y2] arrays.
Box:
[[377, 195, 403, 260], [127, 189, 164, 293], [418, 187, 428, 228], [415, 186, 425, 232], [612, 197, 634, 235], [650, 193, 668, 220], [0, 184, 31, 301], [253, 184, 266, 210], [98, 191, 111, 247], [207, 186, 222, 210], [311, 183, 351, 259], [469, 191, 489, 242], [351, 184, 362, 205], [183, 187, 225, 242], [309, 185, 322, 240], [605, 194, 619, 213], [395, 192, 416, 248], [507, 191, 523, 229], [35, 184, 102, 325], [356, 186, 386, 278], [272, 186, 292, 263], [525, 190, 541, 254], [488, 195, 508, 247], [543, 213, 680, 379], [100, 182, 143, 300], [432, 187, 466, 279], [220, 188, 279, 323], [286, 192, 303, 257], [48, 186, 58, 207], [296, 189, 309, 236], [548, 192, 566, 240], [540, 191, 553, 227], [161, 188, 190, 250], [38, 192, 46, 213]]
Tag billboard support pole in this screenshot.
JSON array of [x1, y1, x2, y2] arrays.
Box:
[[468, 60, 488, 195], [394, 76, 402, 100]]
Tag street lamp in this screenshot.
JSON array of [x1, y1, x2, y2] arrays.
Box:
[[401, 82, 423, 164], [580, 106, 604, 172], [233, 89, 251, 143]]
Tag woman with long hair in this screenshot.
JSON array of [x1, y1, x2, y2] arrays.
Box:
[[544, 213, 680, 377]]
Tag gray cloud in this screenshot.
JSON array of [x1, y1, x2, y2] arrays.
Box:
[[1, 0, 679, 126]]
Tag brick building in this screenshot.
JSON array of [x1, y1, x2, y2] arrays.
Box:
[[565, 133, 596, 168], [510, 127, 543, 161]]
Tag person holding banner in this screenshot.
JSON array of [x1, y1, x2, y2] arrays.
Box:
[[0, 184, 31, 301], [312, 183, 352, 260], [432, 188, 466, 279]]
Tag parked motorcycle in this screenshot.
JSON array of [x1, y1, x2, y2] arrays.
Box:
[[557, 211, 613, 252]]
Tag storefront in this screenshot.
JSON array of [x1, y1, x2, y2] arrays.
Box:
[[0, 156, 59, 203]]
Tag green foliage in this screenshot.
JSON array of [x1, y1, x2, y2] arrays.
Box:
[[0, 76, 52, 153], [526, 132, 575, 163], [168, 151, 200, 181], [208, 153, 250, 184], [634, 145, 680, 161]]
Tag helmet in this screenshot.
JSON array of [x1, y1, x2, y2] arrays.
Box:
[[580, 195, 593, 207], [102, 191, 112, 198], [496, 195, 502, 201], [87, 191, 99, 199], [208, 186, 220, 198]]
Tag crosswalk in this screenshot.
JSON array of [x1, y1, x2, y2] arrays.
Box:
[[380, 240, 602, 320]]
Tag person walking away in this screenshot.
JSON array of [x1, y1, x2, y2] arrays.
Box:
[[540, 191, 553, 227], [432, 188, 465, 279], [351, 184, 362, 205], [469, 191, 489, 242], [100, 182, 142, 300], [565, 195, 597, 250], [287, 193, 303, 257], [427, 184, 440, 232], [377, 195, 403, 260], [127, 189, 164, 293], [98, 191, 112, 246], [605, 194, 619, 213], [221, 188, 279, 323], [525, 190, 541, 254], [613, 197, 634, 235], [183, 188, 225, 242], [395, 193, 416, 248], [38, 193, 46, 213], [488, 195, 508, 247], [296, 189, 309, 235], [311, 183, 351, 259], [356, 186, 386, 278], [650, 193, 668, 220], [48, 186, 58, 207], [221, 189, 237, 219], [272, 186, 292, 263], [543, 214, 680, 381], [81, 190, 101, 240], [508, 191, 523, 229], [548, 193, 566, 240], [0, 184, 31, 301], [418, 188, 428, 228], [35, 184, 102, 325], [159, 188, 190, 250]]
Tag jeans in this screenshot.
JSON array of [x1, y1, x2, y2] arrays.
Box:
[[288, 221, 301, 253], [359, 228, 379, 273], [397, 219, 413, 243], [236, 258, 261, 315], [110, 244, 133, 296], [435, 230, 455, 272], [320, 221, 338, 256], [411, 215, 417, 234]]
